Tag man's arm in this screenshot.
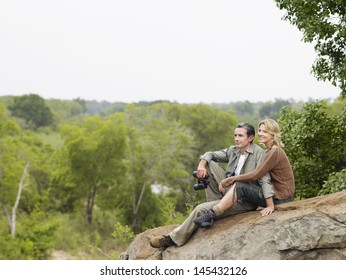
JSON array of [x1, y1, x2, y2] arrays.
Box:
[[199, 148, 230, 163], [197, 148, 231, 179], [196, 159, 208, 179]]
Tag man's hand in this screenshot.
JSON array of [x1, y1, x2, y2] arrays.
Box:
[[197, 160, 207, 179]]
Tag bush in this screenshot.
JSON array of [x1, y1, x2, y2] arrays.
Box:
[[158, 192, 197, 226], [318, 169, 346, 196], [279, 101, 346, 198], [112, 222, 135, 243], [0, 211, 58, 260], [16, 211, 58, 259]]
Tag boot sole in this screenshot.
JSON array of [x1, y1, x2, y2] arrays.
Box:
[[193, 219, 214, 229]]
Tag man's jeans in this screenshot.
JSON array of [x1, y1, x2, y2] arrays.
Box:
[[169, 199, 257, 246]]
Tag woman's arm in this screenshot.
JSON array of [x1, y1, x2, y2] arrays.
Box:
[[220, 148, 279, 188], [260, 196, 275, 216]]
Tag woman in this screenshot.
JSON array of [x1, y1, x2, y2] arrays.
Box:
[[193, 119, 295, 228]]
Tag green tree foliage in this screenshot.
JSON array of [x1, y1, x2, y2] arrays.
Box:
[[122, 103, 195, 232], [166, 103, 238, 202], [276, 0, 346, 97], [112, 222, 135, 243], [73, 97, 87, 114], [279, 101, 346, 198], [0, 104, 23, 233], [47, 149, 79, 213], [166, 103, 237, 158], [0, 104, 59, 259], [232, 101, 254, 117], [212, 99, 299, 125], [9, 94, 53, 129], [46, 99, 86, 126], [0, 210, 58, 260], [0, 131, 56, 226], [259, 99, 291, 119], [319, 169, 346, 195], [0, 104, 20, 136], [60, 113, 128, 226]]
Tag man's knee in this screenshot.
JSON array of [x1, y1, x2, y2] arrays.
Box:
[[195, 201, 220, 215], [207, 160, 219, 170]]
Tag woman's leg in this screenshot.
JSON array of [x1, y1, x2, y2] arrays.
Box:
[[235, 182, 267, 208], [214, 184, 237, 214], [193, 182, 264, 228], [193, 184, 237, 228]]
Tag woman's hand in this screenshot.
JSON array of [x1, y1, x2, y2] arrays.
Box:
[[218, 177, 236, 193], [218, 182, 225, 193], [260, 205, 274, 216]]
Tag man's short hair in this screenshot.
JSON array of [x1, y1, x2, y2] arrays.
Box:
[[235, 123, 255, 137]]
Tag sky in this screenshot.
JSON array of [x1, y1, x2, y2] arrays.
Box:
[[0, 0, 341, 104]]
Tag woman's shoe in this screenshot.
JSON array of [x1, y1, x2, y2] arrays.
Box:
[[193, 209, 216, 228]]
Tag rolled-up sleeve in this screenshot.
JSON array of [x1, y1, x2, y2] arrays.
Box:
[[200, 148, 229, 163]]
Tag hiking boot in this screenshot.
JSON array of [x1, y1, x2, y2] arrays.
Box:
[[193, 209, 216, 228], [149, 235, 175, 248]]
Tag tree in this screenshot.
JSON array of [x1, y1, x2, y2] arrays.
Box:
[[72, 97, 87, 114], [0, 103, 20, 136], [259, 99, 291, 119], [4, 162, 30, 237], [0, 105, 57, 252], [279, 101, 346, 198], [46, 99, 86, 125], [9, 94, 53, 129], [232, 101, 254, 116], [123, 103, 195, 231], [166, 103, 237, 156], [60, 113, 127, 226], [275, 0, 346, 97]]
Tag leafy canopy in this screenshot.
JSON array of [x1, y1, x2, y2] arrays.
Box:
[[276, 0, 346, 97], [9, 94, 53, 129], [279, 101, 346, 198]]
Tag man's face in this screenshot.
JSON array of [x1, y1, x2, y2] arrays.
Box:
[[234, 127, 254, 152]]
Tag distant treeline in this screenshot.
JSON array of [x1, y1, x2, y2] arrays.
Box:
[[0, 94, 313, 128]]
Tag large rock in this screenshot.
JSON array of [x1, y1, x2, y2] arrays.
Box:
[[121, 190, 346, 260]]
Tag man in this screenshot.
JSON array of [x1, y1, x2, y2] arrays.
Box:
[[150, 123, 272, 248]]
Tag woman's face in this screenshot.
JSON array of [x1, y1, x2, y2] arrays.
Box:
[[258, 124, 273, 146]]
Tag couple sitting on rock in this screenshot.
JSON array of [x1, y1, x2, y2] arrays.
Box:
[[150, 119, 295, 248]]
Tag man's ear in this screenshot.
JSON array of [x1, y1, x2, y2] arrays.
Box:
[[249, 135, 254, 142]]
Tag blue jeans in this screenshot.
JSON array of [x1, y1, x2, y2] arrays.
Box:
[[235, 182, 293, 207]]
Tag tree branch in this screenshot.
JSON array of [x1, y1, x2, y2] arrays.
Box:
[[11, 161, 30, 237], [134, 183, 146, 216], [1, 197, 12, 234]]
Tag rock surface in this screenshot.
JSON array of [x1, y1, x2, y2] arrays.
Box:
[[121, 190, 346, 260]]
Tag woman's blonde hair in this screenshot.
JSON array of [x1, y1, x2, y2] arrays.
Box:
[[258, 119, 284, 148]]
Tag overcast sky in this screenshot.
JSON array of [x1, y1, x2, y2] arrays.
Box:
[[0, 0, 341, 104]]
